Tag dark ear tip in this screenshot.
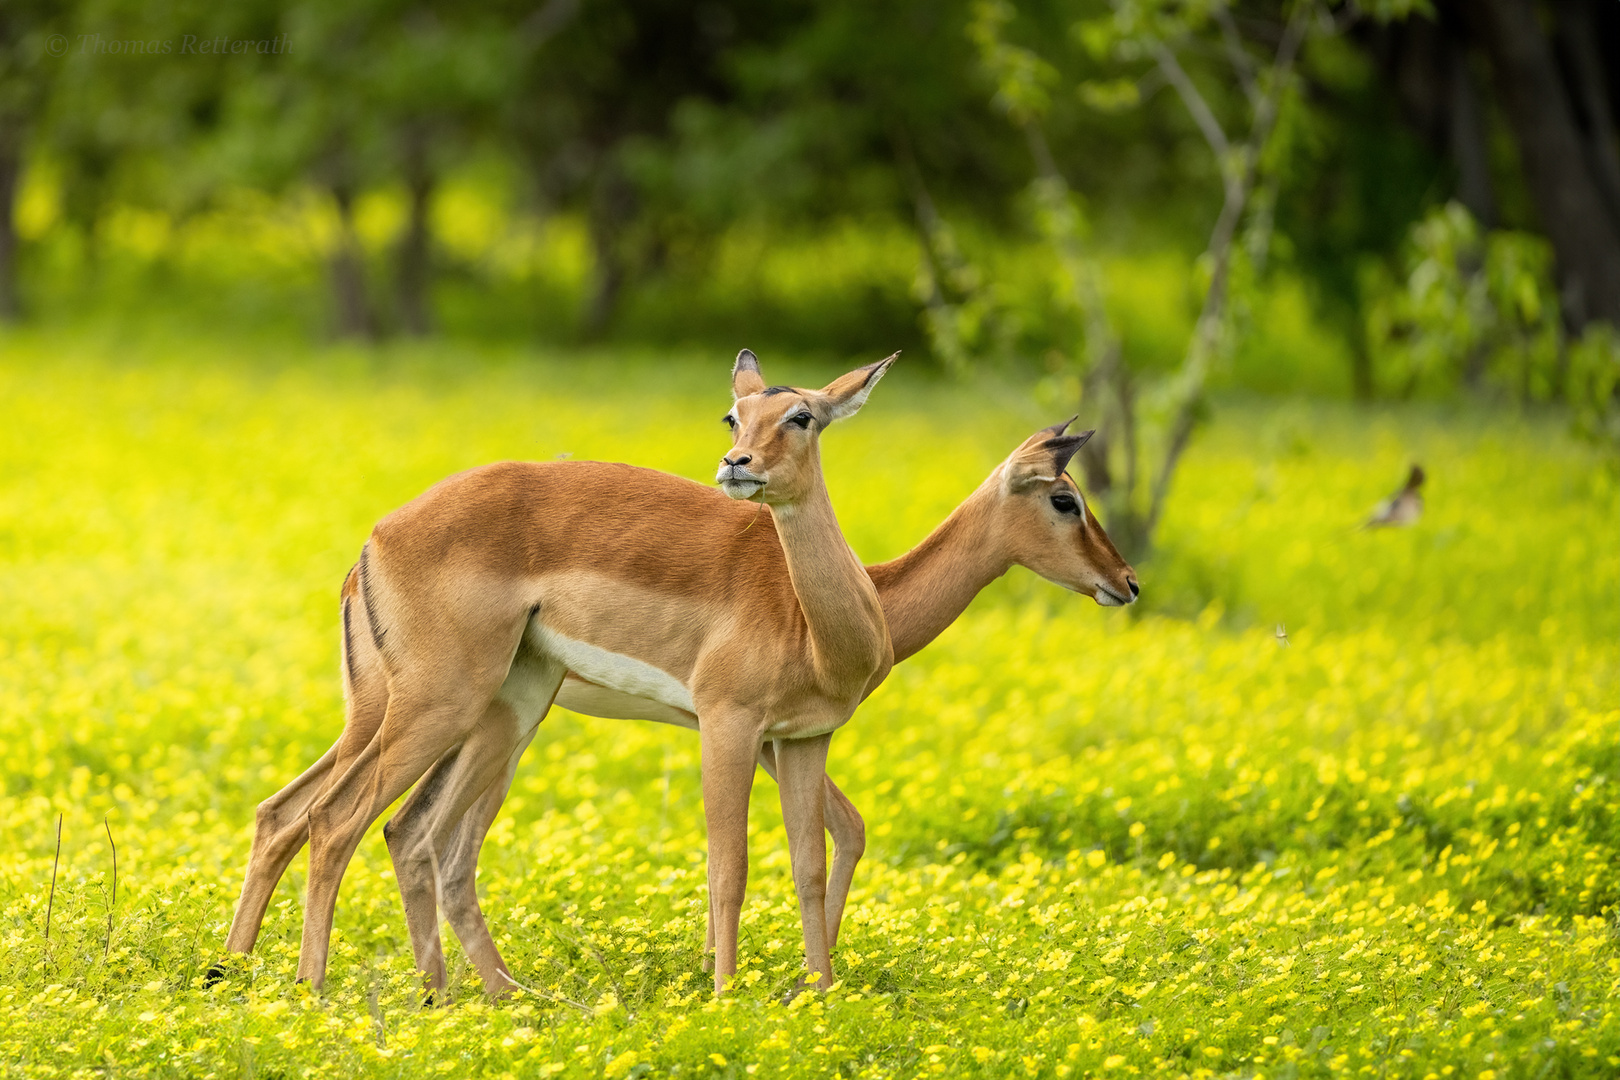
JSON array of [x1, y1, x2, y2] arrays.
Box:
[[1044, 414, 1079, 436], [734, 348, 760, 373]]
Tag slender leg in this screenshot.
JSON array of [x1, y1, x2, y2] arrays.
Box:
[[820, 778, 866, 951], [384, 657, 563, 996], [221, 587, 391, 960], [221, 743, 338, 955], [298, 686, 496, 989], [775, 733, 832, 989], [701, 719, 760, 992], [435, 724, 541, 996], [750, 746, 865, 952]]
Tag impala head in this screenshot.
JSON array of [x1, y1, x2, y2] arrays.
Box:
[[717, 349, 897, 505], [997, 418, 1139, 607]]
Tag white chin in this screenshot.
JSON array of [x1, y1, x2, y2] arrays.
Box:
[[1093, 591, 1124, 607], [720, 480, 765, 500]]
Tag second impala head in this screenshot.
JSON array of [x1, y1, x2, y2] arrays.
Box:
[[717, 348, 897, 505], [998, 419, 1140, 607]]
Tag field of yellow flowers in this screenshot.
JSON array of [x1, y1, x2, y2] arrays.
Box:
[[1, 328, 1616, 1079]]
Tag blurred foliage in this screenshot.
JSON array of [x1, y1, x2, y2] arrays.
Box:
[[1, 0, 1617, 462], [1365, 201, 1560, 399], [0, 333, 1615, 1075]]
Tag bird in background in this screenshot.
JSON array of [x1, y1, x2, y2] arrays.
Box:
[[1364, 464, 1424, 528]]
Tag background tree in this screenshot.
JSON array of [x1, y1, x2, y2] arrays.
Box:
[[0, 0, 70, 319]]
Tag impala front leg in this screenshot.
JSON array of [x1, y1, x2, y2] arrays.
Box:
[[752, 745, 865, 954], [700, 719, 760, 993], [776, 733, 833, 990]]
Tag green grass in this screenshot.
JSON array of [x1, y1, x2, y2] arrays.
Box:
[[0, 329, 1615, 1078]]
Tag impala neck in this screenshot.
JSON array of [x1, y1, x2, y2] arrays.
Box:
[[867, 475, 1009, 664], [768, 454, 889, 688]]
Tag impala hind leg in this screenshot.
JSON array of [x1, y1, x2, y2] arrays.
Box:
[[384, 655, 563, 997], [434, 725, 541, 997], [220, 585, 391, 961], [820, 778, 865, 951], [219, 743, 337, 958], [298, 681, 503, 989], [702, 721, 760, 992]]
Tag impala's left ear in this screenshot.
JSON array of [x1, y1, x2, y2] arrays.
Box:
[[820, 352, 899, 423]]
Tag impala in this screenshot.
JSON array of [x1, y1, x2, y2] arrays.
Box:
[[219, 402, 1138, 998], [228, 350, 896, 995]]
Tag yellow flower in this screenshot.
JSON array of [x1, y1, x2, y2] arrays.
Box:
[[1086, 850, 1108, 869]]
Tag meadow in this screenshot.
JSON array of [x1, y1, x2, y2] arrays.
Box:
[[0, 327, 1616, 1079]]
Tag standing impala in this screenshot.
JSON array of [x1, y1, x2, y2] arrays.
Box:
[[228, 351, 895, 996], [219, 407, 1139, 998]]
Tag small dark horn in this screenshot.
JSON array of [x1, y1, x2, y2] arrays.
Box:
[[734, 349, 761, 377], [1043, 414, 1079, 437]]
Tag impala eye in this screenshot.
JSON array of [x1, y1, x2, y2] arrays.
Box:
[[722, 414, 737, 429], [1050, 491, 1080, 516], [788, 412, 813, 429]]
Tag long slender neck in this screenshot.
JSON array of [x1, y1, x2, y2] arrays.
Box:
[[768, 454, 890, 690], [866, 474, 1010, 664]]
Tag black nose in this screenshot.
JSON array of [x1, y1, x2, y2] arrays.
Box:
[[1127, 577, 1140, 598], [723, 453, 752, 467]]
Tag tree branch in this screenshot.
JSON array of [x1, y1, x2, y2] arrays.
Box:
[[1144, 1, 1314, 539], [1155, 44, 1231, 164], [1213, 3, 1259, 108]]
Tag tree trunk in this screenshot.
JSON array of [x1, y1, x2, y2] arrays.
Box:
[[0, 116, 21, 322], [1471, 0, 1620, 328], [1552, 0, 1620, 234], [1446, 35, 1497, 228], [581, 167, 633, 339], [395, 123, 434, 337], [328, 184, 374, 340]]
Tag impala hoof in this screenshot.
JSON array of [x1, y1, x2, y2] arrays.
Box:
[[203, 961, 227, 988]]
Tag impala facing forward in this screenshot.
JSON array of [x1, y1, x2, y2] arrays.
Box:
[[221, 351, 895, 996]]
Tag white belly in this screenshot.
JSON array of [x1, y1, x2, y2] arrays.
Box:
[[553, 676, 699, 728], [524, 620, 697, 726]]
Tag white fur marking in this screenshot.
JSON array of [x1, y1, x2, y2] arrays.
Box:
[[526, 623, 696, 715]]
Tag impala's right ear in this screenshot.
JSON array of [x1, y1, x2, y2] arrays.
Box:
[[733, 349, 767, 399]]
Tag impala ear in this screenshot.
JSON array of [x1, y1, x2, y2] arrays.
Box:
[[820, 351, 898, 422], [1006, 428, 1094, 490], [1043, 414, 1079, 437], [1044, 430, 1093, 474], [732, 349, 766, 399]]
